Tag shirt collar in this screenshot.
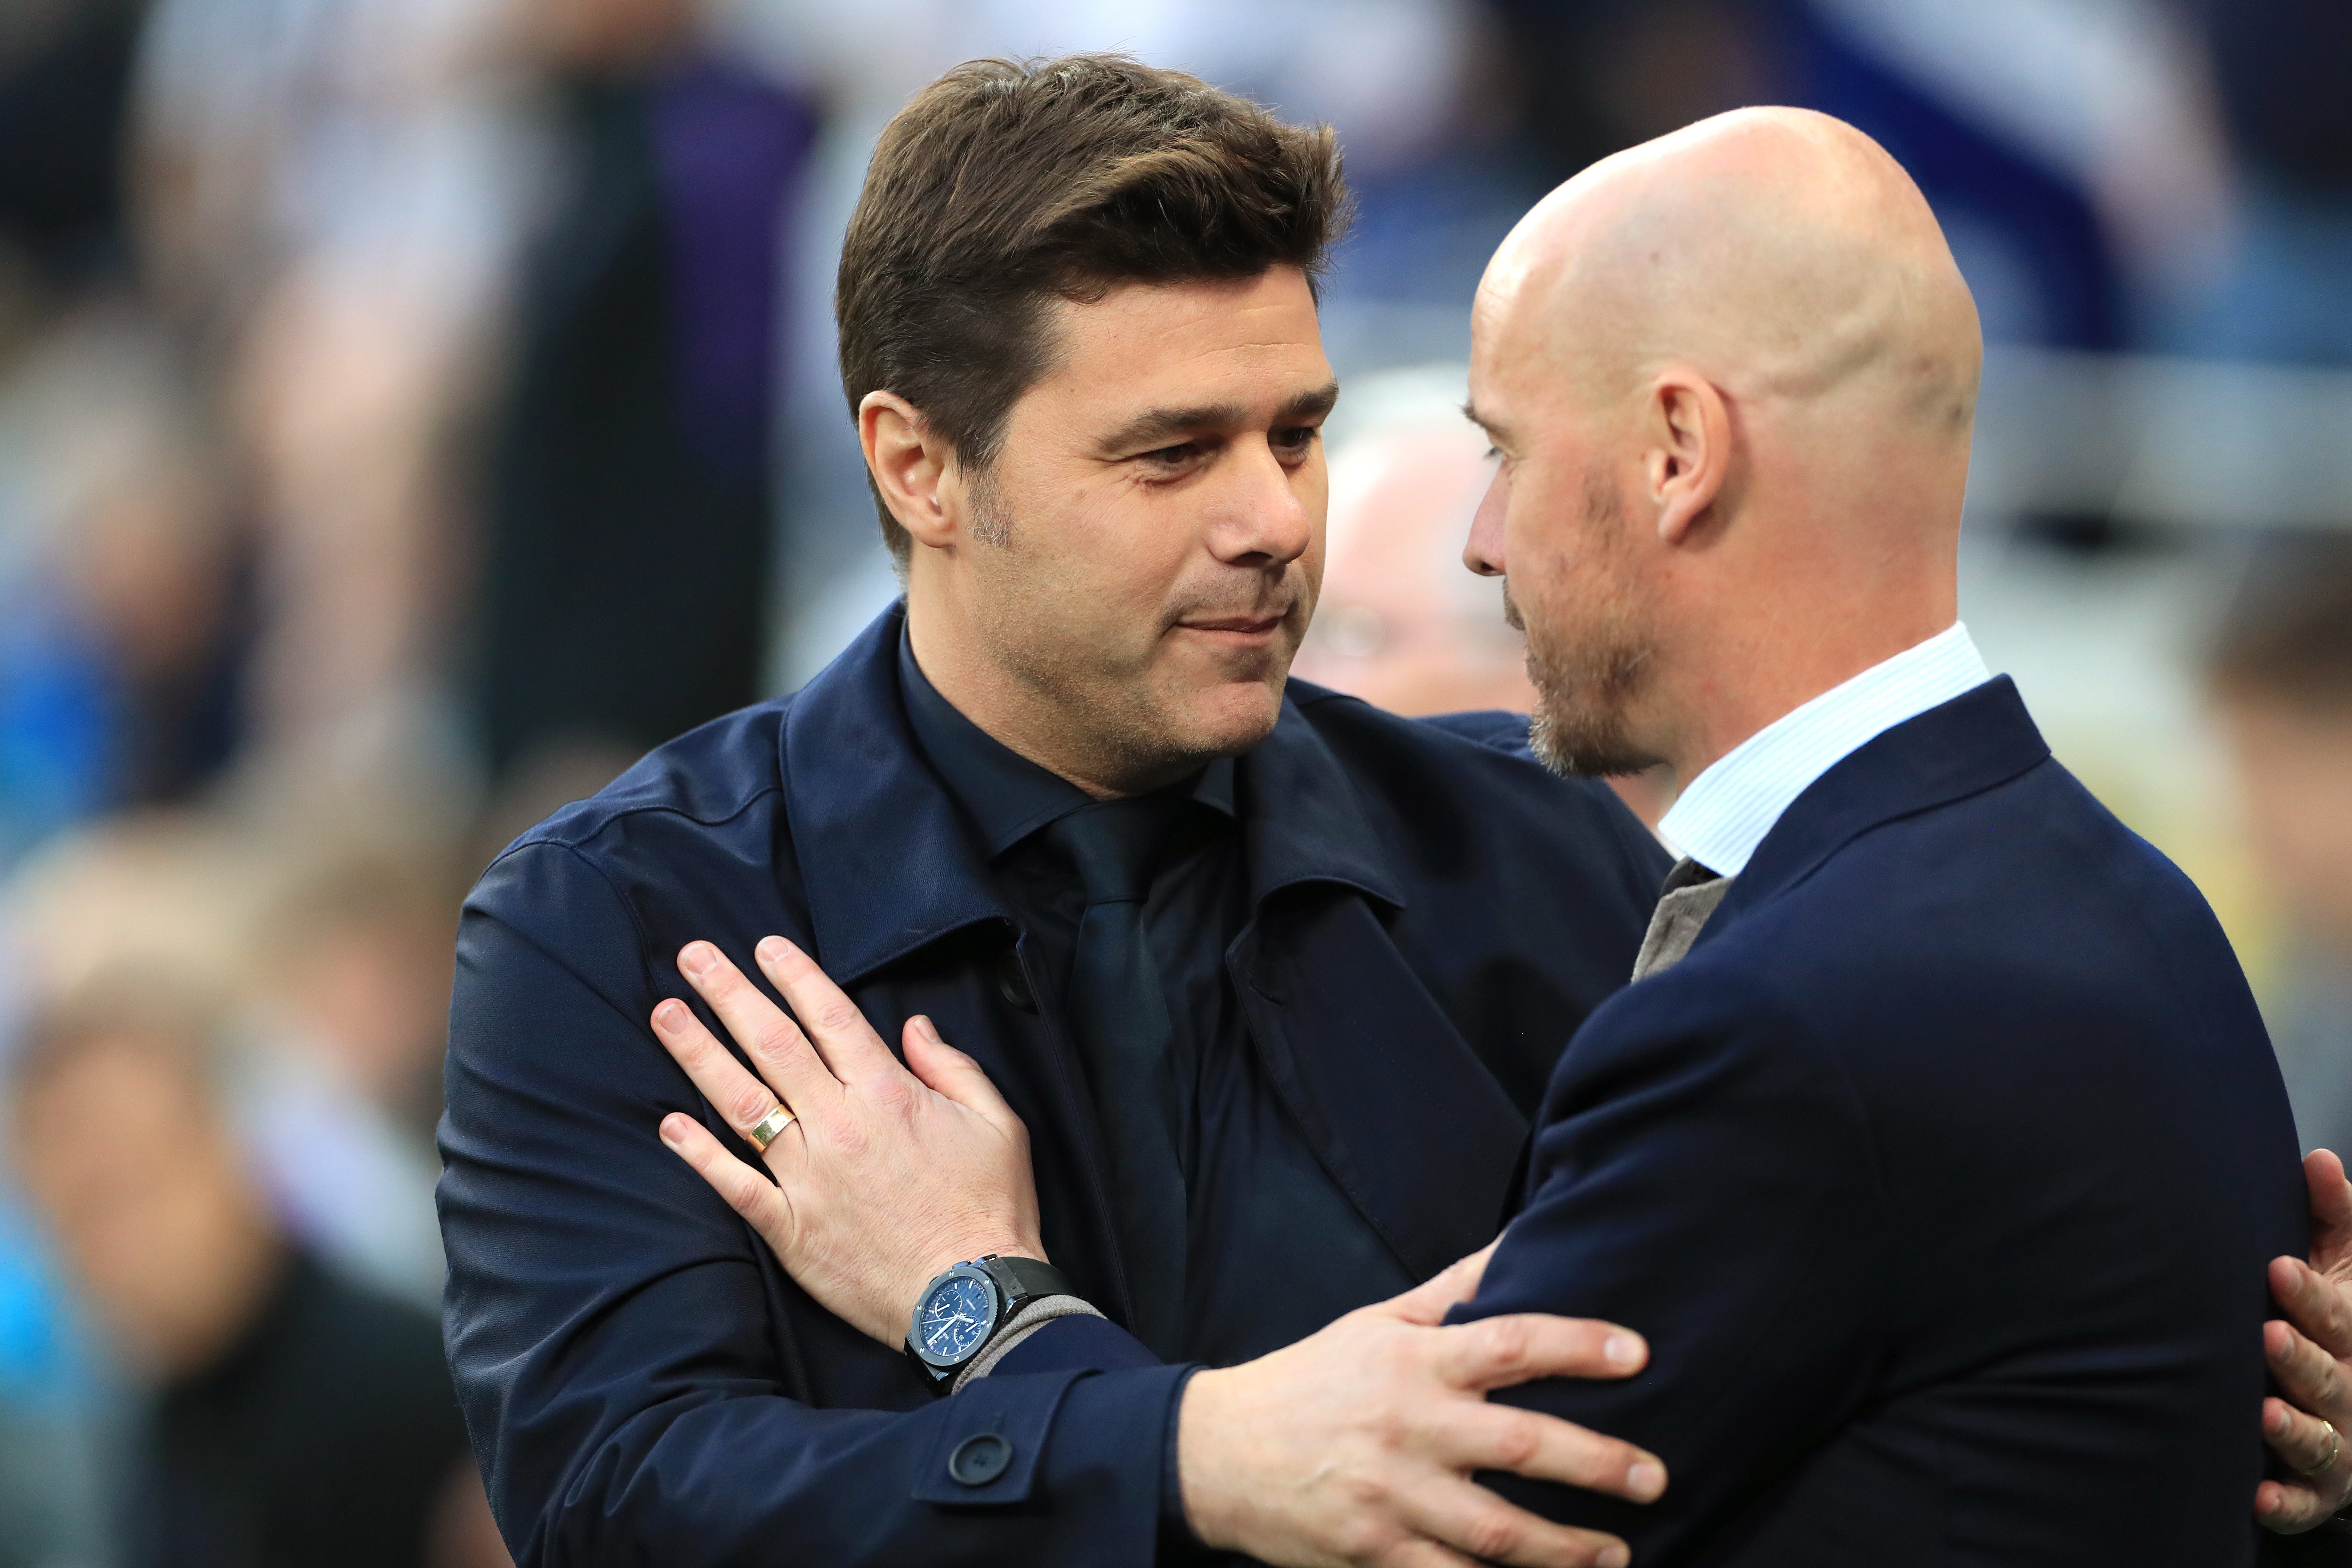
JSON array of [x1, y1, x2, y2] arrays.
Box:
[[782, 604, 1402, 986], [1657, 621, 1993, 878], [897, 625, 1234, 861]]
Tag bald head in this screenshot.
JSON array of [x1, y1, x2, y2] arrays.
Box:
[[1463, 108, 1983, 783], [1481, 107, 1979, 453]]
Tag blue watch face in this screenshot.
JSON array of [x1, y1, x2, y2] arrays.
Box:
[[918, 1274, 996, 1363]]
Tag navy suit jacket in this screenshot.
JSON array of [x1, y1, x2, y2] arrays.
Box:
[[436, 603, 1666, 1565], [1456, 678, 2318, 1565]]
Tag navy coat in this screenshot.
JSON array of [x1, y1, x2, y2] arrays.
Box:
[[437, 603, 1666, 1565], [1456, 679, 2322, 1565]]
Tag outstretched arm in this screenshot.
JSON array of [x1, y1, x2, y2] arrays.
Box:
[[655, 935, 1669, 1568]]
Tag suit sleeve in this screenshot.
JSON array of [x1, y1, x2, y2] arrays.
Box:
[[437, 841, 1189, 1567], [1448, 974, 1889, 1562]]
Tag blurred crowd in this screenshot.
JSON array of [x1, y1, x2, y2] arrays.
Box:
[[0, 1, 2346, 1564]]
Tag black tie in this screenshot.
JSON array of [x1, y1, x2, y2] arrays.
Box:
[[1047, 797, 1187, 1356]]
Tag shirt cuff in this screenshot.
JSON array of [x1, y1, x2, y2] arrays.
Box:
[[951, 1295, 1106, 1394]]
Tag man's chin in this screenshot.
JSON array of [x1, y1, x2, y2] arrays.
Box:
[[1528, 701, 1657, 780], [1169, 677, 1287, 760]]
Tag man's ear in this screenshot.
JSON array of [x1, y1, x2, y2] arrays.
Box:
[[1643, 367, 1733, 546], [859, 391, 961, 552]]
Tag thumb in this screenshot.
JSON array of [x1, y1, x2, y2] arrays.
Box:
[[903, 1016, 1023, 1128], [1384, 1238, 1500, 1326]]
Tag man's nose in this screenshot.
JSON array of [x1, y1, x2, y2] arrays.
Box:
[[1463, 464, 1509, 578], [1208, 444, 1314, 567]]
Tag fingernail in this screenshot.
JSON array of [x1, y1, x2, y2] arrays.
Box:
[[912, 1014, 940, 1043], [1604, 1332, 1644, 1367], [659, 1114, 688, 1146], [679, 944, 714, 977], [1627, 1459, 1666, 1502], [2271, 1406, 2289, 1435], [1597, 1544, 1630, 1568], [756, 935, 787, 964], [653, 999, 685, 1031]]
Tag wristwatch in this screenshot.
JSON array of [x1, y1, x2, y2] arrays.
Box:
[[905, 1254, 1073, 1390]]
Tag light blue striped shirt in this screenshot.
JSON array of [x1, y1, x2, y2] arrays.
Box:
[[1657, 622, 1993, 878]]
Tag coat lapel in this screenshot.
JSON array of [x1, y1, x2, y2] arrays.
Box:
[[1226, 699, 1531, 1281]]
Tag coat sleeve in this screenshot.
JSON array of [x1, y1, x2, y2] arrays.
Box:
[[1447, 974, 1890, 1563], [437, 840, 1189, 1567]]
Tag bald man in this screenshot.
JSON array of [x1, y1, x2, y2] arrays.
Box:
[[1441, 107, 2323, 1564]]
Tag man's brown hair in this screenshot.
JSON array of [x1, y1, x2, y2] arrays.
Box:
[[837, 54, 1350, 563]]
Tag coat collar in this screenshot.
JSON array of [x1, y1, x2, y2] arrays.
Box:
[[1713, 675, 2052, 925], [781, 604, 1404, 986]]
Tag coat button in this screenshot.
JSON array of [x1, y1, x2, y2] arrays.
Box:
[[948, 1432, 1013, 1486], [994, 956, 1035, 1012]]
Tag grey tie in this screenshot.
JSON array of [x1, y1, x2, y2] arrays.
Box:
[[1632, 857, 1730, 981]]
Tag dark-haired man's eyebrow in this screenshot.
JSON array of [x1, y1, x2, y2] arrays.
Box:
[[1280, 381, 1342, 426], [1098, 380, 1341, 455]]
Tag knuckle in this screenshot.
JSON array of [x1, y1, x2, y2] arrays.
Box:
[[1460, 1507, 1524, 1563], [816, 998, 862, 1035], [751, 1018, 800, 1060], [727, 1080, 775, 1126], [725, 1172, 768, 1218], [1339, 1471, 1394, 1516], [1480, 1317, 1533, 1374], [1488, 1413, 1545, 1471]]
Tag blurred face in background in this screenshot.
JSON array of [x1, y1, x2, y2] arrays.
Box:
[[905, 267, 1335, 792], [2216, 694, 2352, 951], [1292, 420, 1534, 716], [13, 1031, 280, 1380]]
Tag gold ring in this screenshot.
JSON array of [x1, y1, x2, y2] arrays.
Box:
[[2304, 1421, 2341, 1477], [746, 1104, 796, 1153]]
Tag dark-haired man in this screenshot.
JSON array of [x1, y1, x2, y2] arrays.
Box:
[[441, 54, 1673, 1568]]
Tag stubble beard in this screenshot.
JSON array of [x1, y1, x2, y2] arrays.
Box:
[[1512, 473, 1664, 780], [969, 477, 1292, 790]]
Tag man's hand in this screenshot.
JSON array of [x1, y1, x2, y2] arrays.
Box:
[[1180, 1245, 1665, 1568], [651, 936, 1044, 1347], [2260, 1148, 2352, 1532]]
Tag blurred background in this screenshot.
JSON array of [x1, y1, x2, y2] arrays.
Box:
[[0, 0, 2347, 1561]]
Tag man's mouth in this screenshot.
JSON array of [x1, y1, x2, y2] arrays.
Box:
[[1177, 612, 1286, 638]]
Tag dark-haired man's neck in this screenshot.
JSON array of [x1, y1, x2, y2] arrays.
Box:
[[904, 597, 1209, 801]]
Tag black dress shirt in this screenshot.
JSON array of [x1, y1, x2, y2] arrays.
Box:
[[897, 634, 1418, 1366]]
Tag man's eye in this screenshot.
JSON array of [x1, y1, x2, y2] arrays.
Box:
[[1274, 426, 1317, 453], [1484, 446, 1501, 461], [1142, 443, 1198, 465]]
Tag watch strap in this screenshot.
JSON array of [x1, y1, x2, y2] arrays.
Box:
[[980, 1255, 1071, 1310]]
